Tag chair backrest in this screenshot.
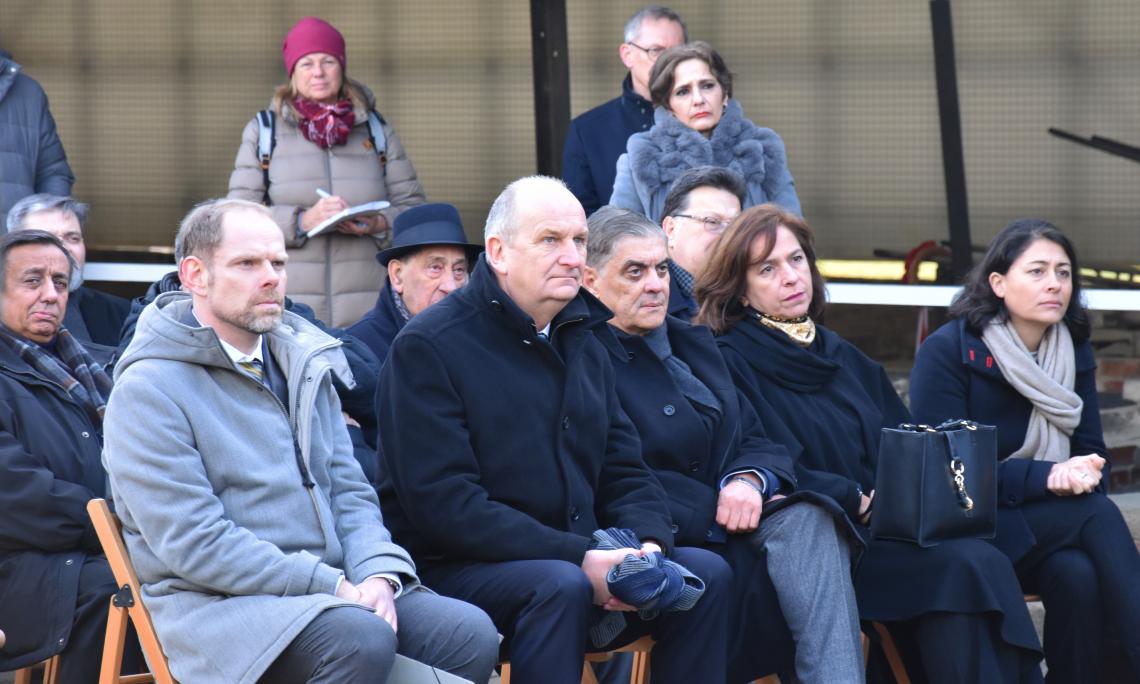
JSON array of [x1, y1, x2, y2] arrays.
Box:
[[87, 498, 177, 684]]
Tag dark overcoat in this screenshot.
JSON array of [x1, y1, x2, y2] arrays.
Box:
[[608, 317, 795, 544], [70, 286, 131, 348], [346, 281, 405, 366], [0, 341, 107, 669], [909, 319, 1109, 562], [376, 257, 674, 568], [561, 76, 655, 216], [717, 319, 1042, 659], [607, 317, 805, 679]]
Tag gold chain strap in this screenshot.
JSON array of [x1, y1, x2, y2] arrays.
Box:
[[950, 459, 974, 510]]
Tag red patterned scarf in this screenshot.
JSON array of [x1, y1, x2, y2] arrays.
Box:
[[293, 97, 355, 149]]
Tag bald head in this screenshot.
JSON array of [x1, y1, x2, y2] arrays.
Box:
[[484, 176, 588, 329], [484, 176, 582, 246]]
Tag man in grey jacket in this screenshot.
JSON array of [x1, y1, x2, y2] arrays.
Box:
[[103, 198, 498, 684], [0, 52, 74, 221]]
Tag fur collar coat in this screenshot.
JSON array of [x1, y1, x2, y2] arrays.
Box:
[[609, 100, 801, 222]]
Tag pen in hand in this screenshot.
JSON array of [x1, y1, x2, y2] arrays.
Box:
[[316, 188, 332, 199]]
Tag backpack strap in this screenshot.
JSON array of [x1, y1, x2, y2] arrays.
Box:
[[255, 109, 276, 201], [366, 110, 387, 170]]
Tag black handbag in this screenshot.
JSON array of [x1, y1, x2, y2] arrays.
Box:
[[870, 419, 997, 547]]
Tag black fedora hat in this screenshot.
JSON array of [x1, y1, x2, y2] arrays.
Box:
[[375, 203, 482, 266]]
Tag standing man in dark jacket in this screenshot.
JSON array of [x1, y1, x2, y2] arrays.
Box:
[[561, 6, 686, 216], [8, 194, 130, 347], [0, 230, 138, 681], [377, 176, 730, 684], [348, 202, 481, 365], [0, 52, 74, 220]]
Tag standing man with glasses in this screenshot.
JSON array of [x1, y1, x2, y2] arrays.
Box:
[[657, 166, 745, 321], [561, 6, 687, 216]]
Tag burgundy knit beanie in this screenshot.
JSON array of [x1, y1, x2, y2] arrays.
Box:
[[282, 17, 346, 75]]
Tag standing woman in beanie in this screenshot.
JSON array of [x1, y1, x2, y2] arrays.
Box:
[[228, 16, 426, 327]]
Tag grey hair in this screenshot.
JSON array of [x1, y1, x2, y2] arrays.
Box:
[[0, 229, 76, 293], [585, 206, 665, 270], [623, 5, 688, 43], [484, 175, 572, 244], [660, 166, 747, 222], [175, 198, 270, 263], [6, 194, 89, 233]]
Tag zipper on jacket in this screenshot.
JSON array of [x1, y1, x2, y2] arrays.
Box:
[[323, 149, 335, 325]]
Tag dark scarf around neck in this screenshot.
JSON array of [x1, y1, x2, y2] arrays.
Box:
[[0, 325, 113, 427]]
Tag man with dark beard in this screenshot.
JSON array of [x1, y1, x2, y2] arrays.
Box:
[[102, 198, 498, 684]]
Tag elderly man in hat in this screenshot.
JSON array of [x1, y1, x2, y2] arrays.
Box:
[[347, 202, 481, 364]]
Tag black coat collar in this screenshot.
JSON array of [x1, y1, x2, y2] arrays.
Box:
[[465, 255, 621, 353]]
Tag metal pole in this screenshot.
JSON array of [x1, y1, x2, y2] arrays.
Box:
[[930, 0, 974, 281], [529, 0, 571, 176]]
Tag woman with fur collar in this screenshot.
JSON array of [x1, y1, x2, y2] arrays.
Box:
[[228, 17, 425, 327], [610, 41, 800, 223]]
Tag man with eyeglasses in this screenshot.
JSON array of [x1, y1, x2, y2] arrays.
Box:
[[659, 166, 745, 321], [561, 6, 686, 216]]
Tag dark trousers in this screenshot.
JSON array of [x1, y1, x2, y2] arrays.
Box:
[[1015, 494, 1140, 683], [422, 546, 731, 684], [58, 557, 142, 684], [888, 612, 1042, 684]]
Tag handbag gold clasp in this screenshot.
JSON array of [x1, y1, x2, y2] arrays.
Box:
[[950, 459, 974, 511]]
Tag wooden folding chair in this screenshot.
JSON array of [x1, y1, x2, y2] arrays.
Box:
[[499, 634, 655, 684], [86, 498, 177, 684], [13, 655, 60, 684]]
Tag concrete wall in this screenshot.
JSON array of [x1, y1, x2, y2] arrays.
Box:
[[2, 0, 1138, 265]]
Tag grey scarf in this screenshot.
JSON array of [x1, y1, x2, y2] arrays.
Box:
[[981, 320, 1082, 462]]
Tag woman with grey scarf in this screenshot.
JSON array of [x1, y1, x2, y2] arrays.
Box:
[[911, 218, 1140, 682]]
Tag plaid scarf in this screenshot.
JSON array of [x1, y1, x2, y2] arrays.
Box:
[[389, 283, 413, 323], [669, 260, 695, 301], [0, 325, 113, 427], [293, 97, 355, 149]]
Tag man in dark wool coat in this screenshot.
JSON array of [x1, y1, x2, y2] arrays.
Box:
[[0, 230, 140, 681], [376, 175, 731, 684]]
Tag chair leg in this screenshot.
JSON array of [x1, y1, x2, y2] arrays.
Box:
[[13, 666, 32, 684], [580, 663, 600, 684], [873, 622, 912, 684], [629, 649, 650, 684], [99, 596, 130, 684], [499, 662, 511, 684], [43, 655, 61, 684]]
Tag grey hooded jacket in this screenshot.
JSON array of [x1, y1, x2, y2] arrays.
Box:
[[0, 54, 73, 222], [103, 291, 418, 683]]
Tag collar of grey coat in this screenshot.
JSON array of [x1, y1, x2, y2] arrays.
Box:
[[627, 99, 788, 197], [118, 291, 352, 389], [466, 254, 625, 356]]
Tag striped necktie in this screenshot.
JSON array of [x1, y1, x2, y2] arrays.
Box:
[[238, 358, 265, 383]]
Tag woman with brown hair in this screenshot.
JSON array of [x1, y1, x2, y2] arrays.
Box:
[[228, 17, 425, 327], [696, 204, 1044, 683], [609, 41, 800, 223]]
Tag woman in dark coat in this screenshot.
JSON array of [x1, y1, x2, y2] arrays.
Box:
[[696, 204, 1044, 683], [582, 206, 863, 683], [910, 219, 1140, 682]]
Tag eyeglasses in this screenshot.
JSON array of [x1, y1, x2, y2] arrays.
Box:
[[672, 214, 732, 234], [626, 41, 668, 60]]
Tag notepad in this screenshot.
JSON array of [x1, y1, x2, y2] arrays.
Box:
[[307, 200, 391, 238]]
